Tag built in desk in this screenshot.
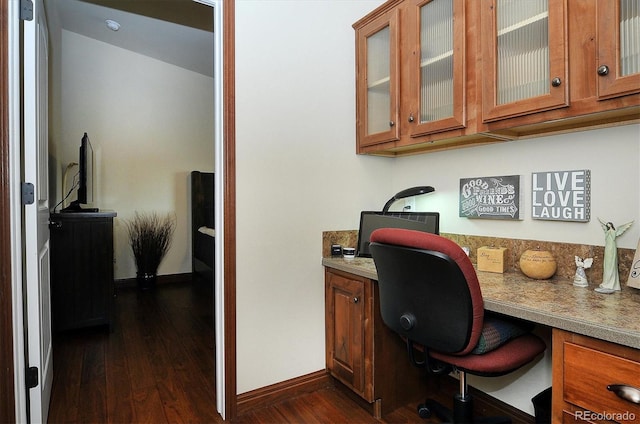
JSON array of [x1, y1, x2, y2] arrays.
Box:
[[322, 256, 640, 421], [322, 256, 639, 348]]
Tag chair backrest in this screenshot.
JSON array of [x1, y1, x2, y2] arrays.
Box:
[[369, 228, 484, 355]]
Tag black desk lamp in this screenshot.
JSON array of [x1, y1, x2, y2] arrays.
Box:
[[382, 186, 435, 213]]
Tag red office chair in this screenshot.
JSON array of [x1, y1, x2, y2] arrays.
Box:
[[369, 228, 546, 423]]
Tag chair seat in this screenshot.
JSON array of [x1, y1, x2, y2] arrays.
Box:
[[430, 333, 546, 376]]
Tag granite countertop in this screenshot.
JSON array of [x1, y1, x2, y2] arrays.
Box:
[[322, 256, 640, 349]]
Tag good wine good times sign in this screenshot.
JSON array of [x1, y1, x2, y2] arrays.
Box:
[[459, 175, 523, 220], [531, 169, 591, 222]]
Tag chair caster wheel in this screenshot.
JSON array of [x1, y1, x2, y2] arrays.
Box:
[[417, 403, 431, 419]]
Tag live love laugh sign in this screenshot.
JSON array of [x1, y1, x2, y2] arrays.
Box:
[[459, 170, 591, 222], [531, 169, 591, 222]]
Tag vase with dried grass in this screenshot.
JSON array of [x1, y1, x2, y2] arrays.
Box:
[[126, 211, 176, 290]]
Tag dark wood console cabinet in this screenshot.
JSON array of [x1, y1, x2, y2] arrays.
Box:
[[50, 211, 117, 332]]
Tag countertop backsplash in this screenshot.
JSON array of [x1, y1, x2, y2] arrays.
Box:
[[323, 230, 636, 287]]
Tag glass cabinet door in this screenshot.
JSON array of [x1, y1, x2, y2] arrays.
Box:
[[597, 0, 640, 99], [408, 0, 465, 137], [481, 0, 568, 122], [355, 10, 400, 147]]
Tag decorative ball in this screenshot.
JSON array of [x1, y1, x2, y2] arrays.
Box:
[[519, 249, 557, 280]]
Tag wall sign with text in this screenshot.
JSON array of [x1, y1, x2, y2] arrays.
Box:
[[459, 175, 523, 220], [531, 169, 591, 222]]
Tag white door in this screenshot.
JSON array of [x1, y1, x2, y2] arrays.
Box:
[[23, 0, 53, 422]]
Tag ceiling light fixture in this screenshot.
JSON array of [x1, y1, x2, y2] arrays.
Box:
[[105, 19, 121, 31]]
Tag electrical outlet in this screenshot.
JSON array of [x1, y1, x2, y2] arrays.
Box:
[[403, 197, 416, 212]]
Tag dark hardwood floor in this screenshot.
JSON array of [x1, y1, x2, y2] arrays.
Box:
[[48, 279, 529, 424], [233, 386, 448, 424], [48, 279, 219, 423]]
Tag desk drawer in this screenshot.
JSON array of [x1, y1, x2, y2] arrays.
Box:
[[564, 342, 640, 423]]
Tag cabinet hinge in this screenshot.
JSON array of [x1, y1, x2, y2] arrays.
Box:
[[26, 366, 38, 389], [20, 0, 33, 21], [21, 182, 35, 205]]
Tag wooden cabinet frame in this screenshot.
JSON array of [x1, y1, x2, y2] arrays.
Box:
[[552, 329, 640, 423], [405, 0, 467, 137], [596, 0, 640, 99], [354, 0, 640, 156], [481, 0, 569, 122], [324, 268, 428, 419], [354, 0, 499, 156], [355, 7, 401, 148], [325, 269, 370, 399]]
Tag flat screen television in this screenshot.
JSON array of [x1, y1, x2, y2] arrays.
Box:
[[356, 211, 440, 257], [62, 132, 98, 212]]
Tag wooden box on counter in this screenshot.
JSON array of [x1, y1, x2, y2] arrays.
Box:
[[477, 246, 507, 273]]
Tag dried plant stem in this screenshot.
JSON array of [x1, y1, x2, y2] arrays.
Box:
[[126, 212, 176, 276]]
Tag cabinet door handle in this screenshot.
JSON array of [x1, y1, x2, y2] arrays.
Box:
[[389, 120, 395, 127], [353, 297, 359, 304], [607, 384, 640, 405], [597, 65, 610, 76], [408, 113, 415, 123], [551, 77, 562, 87]]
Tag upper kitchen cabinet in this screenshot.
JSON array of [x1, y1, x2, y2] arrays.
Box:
[[354, 0, 639, 156], [596, 0, 640, 100], [481, 0, 568, 122], [482, 0, 639, 136], [404, 0, 465, 137], [354, 0, 497, 156], [354, 4, 401, 148]]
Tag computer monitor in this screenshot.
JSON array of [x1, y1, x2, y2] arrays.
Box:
[[62, 132, 98, 212], [356, 211, 440, 257]]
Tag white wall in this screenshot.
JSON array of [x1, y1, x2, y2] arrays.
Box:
[[407, 126, 640, 250], [235, 0, 391, 393], [235, 0, 640, 416], [56, 30, 215, 279]]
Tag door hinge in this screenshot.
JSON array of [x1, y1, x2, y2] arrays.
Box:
[[20, 0, 33, 21], [26, 366, 38, 389], [21, 182, 34, 205]]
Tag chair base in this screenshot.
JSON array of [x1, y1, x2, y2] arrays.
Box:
[[417, 395, 512, 423]]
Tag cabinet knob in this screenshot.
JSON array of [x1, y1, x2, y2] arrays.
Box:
[[597, 65, 610, 76], [607, 384, 640, 405], [408, 113, 415, 123], [551, 77, 562, 87], [353, 297, 359, 304], [389, 120, 395, 127]]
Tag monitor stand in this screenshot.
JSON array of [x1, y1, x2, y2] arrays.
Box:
[[60, 200, 99, 213]]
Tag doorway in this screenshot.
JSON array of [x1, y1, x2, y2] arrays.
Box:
[[41, 0, 226, 420], [2, 0, 237, 421]]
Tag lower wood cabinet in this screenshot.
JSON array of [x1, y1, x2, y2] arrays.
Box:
[[552, 329, 640, 424], [324, 267, 427, 418], [50, 212, 116, 332], [325, 269, 368, 398]]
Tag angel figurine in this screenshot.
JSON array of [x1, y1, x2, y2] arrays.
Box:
[[573, 256, 593, 287], [595, 218, 634, 294]]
